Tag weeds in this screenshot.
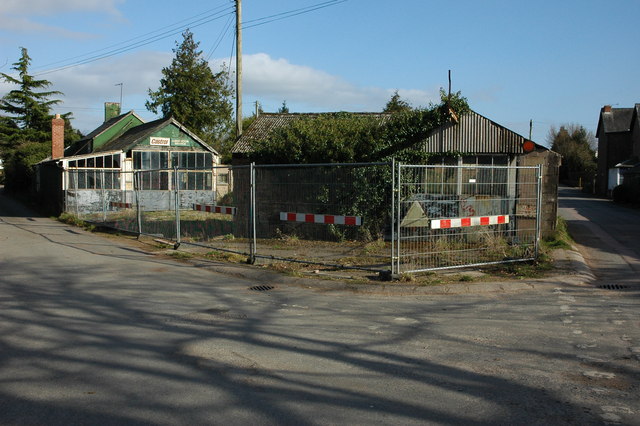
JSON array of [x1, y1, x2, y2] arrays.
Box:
[[168, 251, 193, 260]]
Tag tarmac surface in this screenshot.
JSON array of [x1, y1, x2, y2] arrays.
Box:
[[1, 188, 639, 425]]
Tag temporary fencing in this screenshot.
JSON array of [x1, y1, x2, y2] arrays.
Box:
[[64, 161, 541, 275], [393, 164, 541, 274]]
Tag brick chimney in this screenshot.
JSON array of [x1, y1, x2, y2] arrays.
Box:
[[51, 114, 65, 159], [602, 105, 612, 113]]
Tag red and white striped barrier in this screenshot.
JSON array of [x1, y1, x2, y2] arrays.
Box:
[[110, 202, 132, 209], [193, 204, 236, 215], [431, 215, 509, 230], [280, 212, 362, 226]]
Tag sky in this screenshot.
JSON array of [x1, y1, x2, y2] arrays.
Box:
[[1, 0, 639, 146]]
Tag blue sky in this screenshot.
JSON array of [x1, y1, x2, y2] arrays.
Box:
[[1, 0, 639, 146]]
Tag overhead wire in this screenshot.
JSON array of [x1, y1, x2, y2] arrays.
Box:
[[33, 7, 234, 76], [31, 0, 347, 77], [243, 0, 346, 29], [33, 2, 234, 72], [206, 13, 235, 61]]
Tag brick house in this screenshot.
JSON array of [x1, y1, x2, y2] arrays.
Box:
[[596, 104, 640, 196]]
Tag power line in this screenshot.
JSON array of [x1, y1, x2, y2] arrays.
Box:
[[244, 0, 347, 30], [31, 0, 347, 77], [206, 13, 235, 61], [33, 8, 234, 76], [33, 3, 234, 71]]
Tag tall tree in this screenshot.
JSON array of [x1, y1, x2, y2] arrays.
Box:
[[278, 100, 290, 113], [146, 29, 234, 151], [0, 47, 80, 193], [0, 47, 62, 133], [383, 90, 412, 114], [547, 124, 596, 187]]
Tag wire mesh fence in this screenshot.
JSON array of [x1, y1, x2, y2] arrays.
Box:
[[251, 163, 392, 271], [393, 164, 541, 274], [64, 161, 541, 276]]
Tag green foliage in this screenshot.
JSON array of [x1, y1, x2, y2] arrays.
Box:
[[548, 124, 596, 187], [383, 90, 412, 114], [2, 141, 50, 192], [278, 100, 290, 113], [248, 90, 470, 240], [543, 216, 573, 250], [0, 47, 81, 194], [146, 30, 234, 155], [0, 47, 62, 132], [251, 90, 469, 165]]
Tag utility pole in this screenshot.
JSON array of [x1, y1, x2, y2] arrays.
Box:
[[529, 119, 533, 140], [235, 0, 243, 137]]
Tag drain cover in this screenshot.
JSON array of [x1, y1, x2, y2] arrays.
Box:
[[598, 284, 629, 290], [249, 285, 274, 292]]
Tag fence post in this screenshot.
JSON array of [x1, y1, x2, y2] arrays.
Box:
[[247, 162, 256, 264], [101, 169, 106, 223], [396, 162, 402, 275], [174, 166, 181, 248], [390, 158, 396, 277], [134, 172, 142, 238], [535, 164, 543, 258], [74, 170, 79, 218]]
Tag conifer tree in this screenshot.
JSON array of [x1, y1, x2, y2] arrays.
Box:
[[146, 30, 234, 151], [0, 47, 62, 134]]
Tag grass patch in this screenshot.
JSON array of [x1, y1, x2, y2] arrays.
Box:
[[168, 251, 193, 260], [204, 250, 247, 263], [543, 216, 573, 250], [57, 212, 96, 232]]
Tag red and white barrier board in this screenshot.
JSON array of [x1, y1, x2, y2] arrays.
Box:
[[110, 202, 132, 209], [431, 215, 509, 230], [193, 204, 236, 215], [280, 212, 362, 226]]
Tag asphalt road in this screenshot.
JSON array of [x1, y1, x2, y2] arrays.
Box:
[[1, 189, 639, 425], [558, 186, 640, 285]]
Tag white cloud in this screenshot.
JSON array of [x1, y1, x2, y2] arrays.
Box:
[[0, 0, 124, 36], [0, 16, 95, 39], [228, 53, 438, 112], [3, 50, 438, 133], [0, 0, 124, 17], [44, 51, 170, 132]]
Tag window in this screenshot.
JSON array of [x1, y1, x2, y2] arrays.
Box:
[[217, 173, 229, 184], [133, 151, 169, 171], [178, 171, 212, 190], [171, 151, 212, 169], [137, 170, 169, 190]]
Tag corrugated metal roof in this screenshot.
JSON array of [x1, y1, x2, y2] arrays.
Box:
[[232, 112, 391, 154], [423, 110, 542, 154]]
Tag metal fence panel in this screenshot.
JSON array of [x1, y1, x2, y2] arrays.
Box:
[[64, 161, 542, 276], [66, 169, 138, 233], [252, 163, 392, 271], [177, 166, 251, 256], [394, 164, 540, 274]]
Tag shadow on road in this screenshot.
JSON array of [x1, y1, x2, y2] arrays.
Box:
[[0, 255, 606, 424], [0, 188, 45, 218]]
